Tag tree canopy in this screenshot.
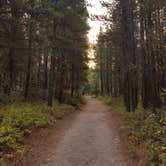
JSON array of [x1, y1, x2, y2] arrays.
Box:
[[0, 0, 89, 106], [95, 0, 166, 112]]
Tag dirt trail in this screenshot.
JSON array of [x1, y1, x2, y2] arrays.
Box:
[[11, 97, 131, 166], [13, 96, 131, 166]]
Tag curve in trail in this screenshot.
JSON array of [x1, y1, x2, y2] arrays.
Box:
[[42, 97, 128, 166]]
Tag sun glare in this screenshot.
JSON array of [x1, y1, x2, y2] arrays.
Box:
[[88, 44, 96, 69], [87, 0, 108, 44], [86, 0, 109, 68]]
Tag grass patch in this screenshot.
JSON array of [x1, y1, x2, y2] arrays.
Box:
[[99, 96, 166, 165]]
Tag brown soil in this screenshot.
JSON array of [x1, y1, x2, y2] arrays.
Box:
[[8, 96, 139, 166]]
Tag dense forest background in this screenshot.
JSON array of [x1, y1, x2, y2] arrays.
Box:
[[0, 0, 89, 106], [92, 0, 166, 112], [0, 0, 165, 111], [0, 0, 166, 164]]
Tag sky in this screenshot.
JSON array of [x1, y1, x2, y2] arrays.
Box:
[[86, 0, 110, 68], [87, 0, 109, 44]]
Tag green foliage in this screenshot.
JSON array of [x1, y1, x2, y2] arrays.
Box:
[[61, 92, 86, 108], [1, 104, 52, 128], [9, 91, 24, 104], [98, 96, 112, 105], [125, 109, 166, 165], [0, 93, 10, 105], [161, 89, 166, 105], [64, 96, 85, 108], [0, 99, 80, 156], [51, 104, 75, 119], [0, 0, 89, 105], [0, 103, 53, 155], [0, 126, 23, 153], [84, 70, 99, 95], [99, 96, 124, 112], [100, 96, 166, 165], [0, 91, 24, 105]]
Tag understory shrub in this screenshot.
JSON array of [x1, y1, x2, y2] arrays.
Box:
[[0, 103, 53, 155], [99, 96, 124, 111], [0, 91, 24, 106], [63, 94, 86, 108], [0, 97, 81, 157], [125, 109, 166, 165], [51, 104, 75, 119], [0, 93, 10, 105], [99, 96, 166, 165]]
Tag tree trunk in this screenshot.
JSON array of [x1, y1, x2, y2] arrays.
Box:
[[24, 23, 32, 100], [43, 50, 48, 90], [48, 19, 56, 107], [48, 54, 56, 106]]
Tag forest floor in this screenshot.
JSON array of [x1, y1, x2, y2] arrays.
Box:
[[9, 96, 137, 166]]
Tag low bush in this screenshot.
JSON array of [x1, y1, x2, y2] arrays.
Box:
[[99, 96, 166, 165], [0, 91, 24, 106], [0, 93, 10, 105], [63, 94, 86, 108], [51, 104, 75, 119], [0, 96, 82, 157], [98, 96, 112, 105], [125, 109, 166, 165], [0, 103, 53, 155], [99, 96, 124, 112]]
